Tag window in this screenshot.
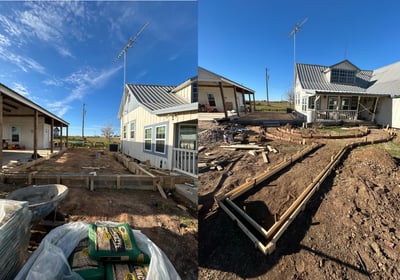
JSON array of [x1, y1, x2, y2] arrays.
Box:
[[302, 96, 307, 111], [179, 125, 197, 150], [207, 93, 216, 107], [308, 96, 321, 110], [341, 97, 351, 110], [144, 128, 152, 151], [123, 125, 127, 139], [331, 69, 355, 84], [130, 121, 135, 139], [12, 127, 19, 142], [328, 96, 338, 110], [155, 126, 166, 153], [191, 82, 198, 103]]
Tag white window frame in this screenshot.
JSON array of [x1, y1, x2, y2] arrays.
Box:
[[123, 124, 127, 139], [130, 121, 135, 139], [155, 125, 166, 154], [144, 127, 152, 151]]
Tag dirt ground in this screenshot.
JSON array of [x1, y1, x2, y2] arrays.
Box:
[[198, 120, 400, 279], [0, 148, 198, 280]]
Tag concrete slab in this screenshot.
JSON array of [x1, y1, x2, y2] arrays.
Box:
[[2, 149, 57, 169]]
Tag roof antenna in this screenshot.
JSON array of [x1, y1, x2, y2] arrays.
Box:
[[114, 21, 150, 88]]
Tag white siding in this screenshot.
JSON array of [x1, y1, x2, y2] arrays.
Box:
[[392, 98, 400, 129], [2, 116, 48, 149], [174, 84, 192, 103], [375, 97, 392, 127]]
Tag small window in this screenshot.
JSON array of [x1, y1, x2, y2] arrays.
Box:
[[191, 82, 198, 102], [155, 126, 166, 153], [341, 97, 351, 110], [328, 96, 338, 110], [207, 93, 216, 107], [123, 125, 127, 139], [144, 128, 152, 151], [302, 97, 307, 111], [12, 127, 19, 142], [130, 121, 135, 139]]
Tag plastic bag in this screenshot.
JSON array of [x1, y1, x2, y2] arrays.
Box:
[[16, 221, 181, 280], [0, 199, 32, 280]]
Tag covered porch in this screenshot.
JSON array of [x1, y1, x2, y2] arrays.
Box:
[[305, 93, 386, 123]]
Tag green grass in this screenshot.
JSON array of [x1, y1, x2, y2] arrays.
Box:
[[255, 101, 292, 112], [54, 136, 120, 147], [375, 141, 400, 159]]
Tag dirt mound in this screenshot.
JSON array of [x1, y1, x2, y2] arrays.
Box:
[[349, 146, 398, 177]]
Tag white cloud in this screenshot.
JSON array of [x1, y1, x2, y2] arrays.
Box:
[[0, 45, 45, 73], [0, 33, 11, 47], [13, 82, 30, 97], [46, 65, 122, 116]]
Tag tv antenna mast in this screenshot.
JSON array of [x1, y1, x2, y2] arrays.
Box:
[[114, 21, 150, 87], [289, 17, 308, 94], [289, 17, 308, 69]]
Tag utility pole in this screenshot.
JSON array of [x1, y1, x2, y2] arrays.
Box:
[[114, 22, 150, 87], [82, 103, 86, 140], [266, 67, 269, 105]]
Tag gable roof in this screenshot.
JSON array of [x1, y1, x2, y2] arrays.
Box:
[[295, 58, 400, 97], [296, 62, 373, 94], [198, 67, 255, 94], [126, 84, 188, 112]]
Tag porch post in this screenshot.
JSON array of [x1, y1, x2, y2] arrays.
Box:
[[59, 125, 63, 151], [0, 94, 3, 168], [233, 86, 240, 117], [50, 119, 54, 153], [66, 125, 69, 148], [218, 82, 228, 118], [356, 96, 361, 120], [242, 93, 247, 113], [252, 93, 256, 112], [371, 97, 379, 122], [33, 110, 38, 159]]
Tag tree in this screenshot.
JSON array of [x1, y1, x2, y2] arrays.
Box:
[[101, 123, 114, 144], [287, 89, 295, 108]]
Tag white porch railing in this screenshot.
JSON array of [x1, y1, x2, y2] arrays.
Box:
[[315, 110, 358, 121], [173, 148, 198, 178]]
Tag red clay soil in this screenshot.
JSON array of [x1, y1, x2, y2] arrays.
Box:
[[198, 121, 400, 279]]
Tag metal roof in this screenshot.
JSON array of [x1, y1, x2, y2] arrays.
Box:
[[126, 84, 188, 112], [296, 63, 372, 94], [296, 60, 400, 97]]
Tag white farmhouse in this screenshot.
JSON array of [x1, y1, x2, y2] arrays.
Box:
[[118, 77, 198, 178], [294, 59, 400, 128]]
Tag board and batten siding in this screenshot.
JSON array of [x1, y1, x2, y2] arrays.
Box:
[[174, 84, 192, 103], [120, 105, 197, 170], [392, 97, 400, 129]]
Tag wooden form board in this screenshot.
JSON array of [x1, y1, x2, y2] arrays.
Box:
[[218, 143, 321, 201], [218, 133, 394, 255]]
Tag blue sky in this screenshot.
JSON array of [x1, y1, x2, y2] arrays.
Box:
[[199, 0, 400, 101], [0, 1, 197, 136]]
